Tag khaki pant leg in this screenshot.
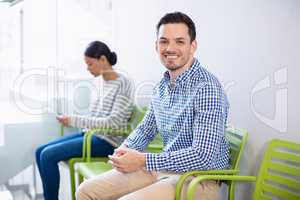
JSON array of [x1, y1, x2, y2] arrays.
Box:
[[118, 175, 178, 200], [119, 174, 220, 200], [181, 179, 220, 200], [76, 169, 156, 200]]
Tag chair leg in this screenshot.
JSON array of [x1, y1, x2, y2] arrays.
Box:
[[69, 158, 84, 200], [78, 173, 84, 185], [228, 181, 235, 200]]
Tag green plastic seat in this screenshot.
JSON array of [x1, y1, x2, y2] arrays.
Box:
[[76, 125, 246, 200], [175, 125, 248, 200], [59, 124, 93, 200], [77, 160, 112, 179], [76, 138, 163, 181], [69, 105, 148, 199], [186, 139, 300, 200], [65, 131, 115, 200]]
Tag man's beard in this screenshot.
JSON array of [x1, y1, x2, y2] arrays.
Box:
[[165, 63, 182, 71]]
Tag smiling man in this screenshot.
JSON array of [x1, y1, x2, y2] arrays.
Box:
[[76, 12, 230, 200]]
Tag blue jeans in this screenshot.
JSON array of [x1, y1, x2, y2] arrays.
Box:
[[35, 132, 114, 200]]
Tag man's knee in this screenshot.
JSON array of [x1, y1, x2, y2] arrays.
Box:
[[76, 180, 95, 200], [76, 179, 104, 200], [76, 181, 91, 200]]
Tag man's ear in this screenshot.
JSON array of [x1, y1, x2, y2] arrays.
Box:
[[155, 41, 159, 53], [191, 40, 197, 53]]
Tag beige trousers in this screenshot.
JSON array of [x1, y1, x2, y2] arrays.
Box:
[[76, 169, 220, 200]]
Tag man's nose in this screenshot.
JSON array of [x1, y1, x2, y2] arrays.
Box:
[[166, 42, 176, 52]]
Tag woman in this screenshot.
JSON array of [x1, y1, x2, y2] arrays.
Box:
[[35, 41, 134, 200]]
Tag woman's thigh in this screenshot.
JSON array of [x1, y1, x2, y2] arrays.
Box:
[[36, 132, 83, 161], [90, 135, 115, 157], [40, 134, 114, 162], [37, 132, 83, 153], [40, 135, 84, 162]]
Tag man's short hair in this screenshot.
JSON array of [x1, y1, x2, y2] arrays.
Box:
[[156, 11, 196, 43]]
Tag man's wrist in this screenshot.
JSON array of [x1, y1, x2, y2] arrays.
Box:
[[139, 152, 146, 168]]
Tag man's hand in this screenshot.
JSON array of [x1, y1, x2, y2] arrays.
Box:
[[56, 115, 70, 127], [108, 147, 146, 173], [112, 145, 128, 157]]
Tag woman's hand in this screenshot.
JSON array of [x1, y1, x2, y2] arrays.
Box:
[[56, 115, 70, 127]]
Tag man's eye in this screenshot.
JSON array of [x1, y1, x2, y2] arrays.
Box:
[[177, 40, 185, 44], [159, 40, 168, 44]]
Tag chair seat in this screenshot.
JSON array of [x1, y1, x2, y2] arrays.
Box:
[[77, 162, 113, 179]]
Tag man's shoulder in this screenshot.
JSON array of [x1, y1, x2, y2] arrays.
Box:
[[152, 78, 166, 94], [191, 64, 223, 90]]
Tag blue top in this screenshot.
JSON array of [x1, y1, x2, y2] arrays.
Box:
[[124, 59, 230, 172]]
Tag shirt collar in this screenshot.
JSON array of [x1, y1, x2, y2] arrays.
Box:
[[163, 58, 200, 86]]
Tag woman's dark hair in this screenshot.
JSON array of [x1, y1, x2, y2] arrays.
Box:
[[156, 12, 196, 43], [84, 41, 117, 65]]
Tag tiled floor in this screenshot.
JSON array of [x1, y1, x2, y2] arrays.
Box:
[[11, 190, 31, 200], [1, 162, 71, 200], [0, 190, 13, 200], [0, 185, 43, 200], [0, 187, 28, 200]]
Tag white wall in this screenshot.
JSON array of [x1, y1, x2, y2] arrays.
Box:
[[0, 3, 22, 102], [0, 0, 113, 194], [112, 0, 300, 199]]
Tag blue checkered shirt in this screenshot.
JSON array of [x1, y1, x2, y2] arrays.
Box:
[[124, 59, 230, 172]]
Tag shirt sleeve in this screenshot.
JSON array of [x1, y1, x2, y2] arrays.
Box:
[[122, 101, 158, 152], [145, 83, 228, 172], [69, 93, 133, 130]]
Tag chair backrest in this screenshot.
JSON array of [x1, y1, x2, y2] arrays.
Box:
[[253, 139, 300, 200], [126, 105, 146, 134], [146, 133, 163, 153], [225, 125, 248, 171]]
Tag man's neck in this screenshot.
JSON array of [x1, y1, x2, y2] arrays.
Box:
[[169, 58, 195, 83]]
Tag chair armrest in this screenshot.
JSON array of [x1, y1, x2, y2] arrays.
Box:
[[175, 169, 239, 200], [187, 175, 256, 200], [59, 123, 90, 161], [81, 131, 94, 160], [87, 128, 131, 136], [84, 128, 130, 162], [60, 124, 64, 136]]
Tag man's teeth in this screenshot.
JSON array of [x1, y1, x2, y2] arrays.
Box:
[[166, 55, 178, 59]]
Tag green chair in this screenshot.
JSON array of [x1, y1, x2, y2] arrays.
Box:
[[59, 125, 115, 200], [76, 134, 163, 181], [186, 139, 300, 200], [75, 106, 163, 180], [175, 125, 248, 200], [60, 124, 114, 200], [69, 105, 148, 200], [59, 124, 93, 200]]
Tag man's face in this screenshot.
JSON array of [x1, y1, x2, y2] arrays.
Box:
[[156, 23, 197, 71]]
